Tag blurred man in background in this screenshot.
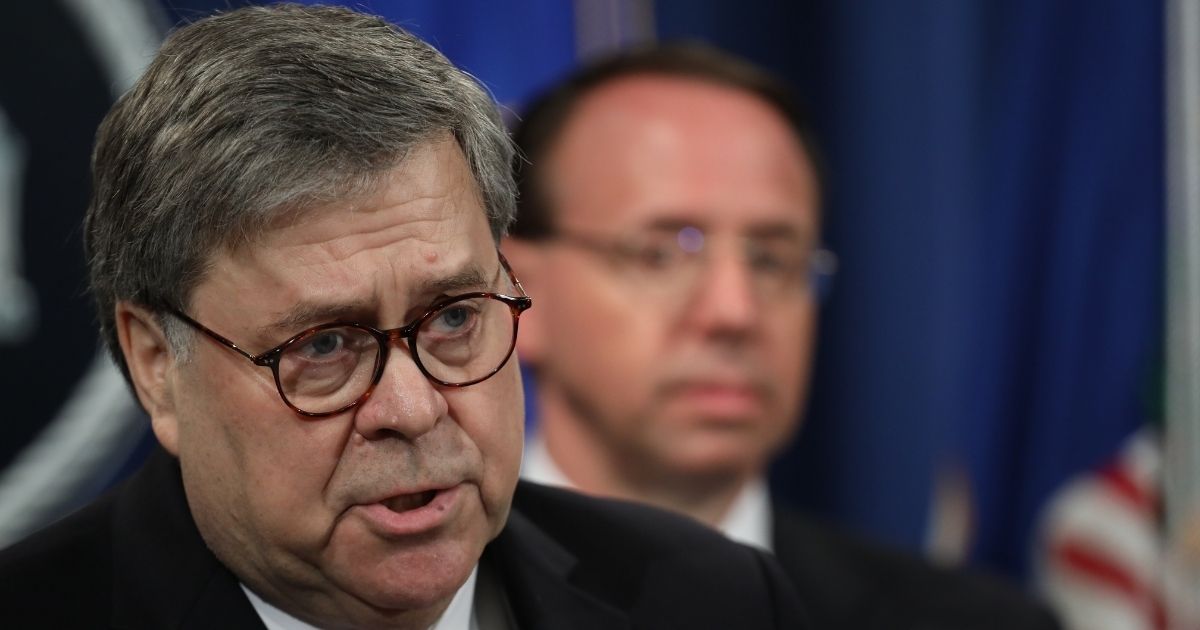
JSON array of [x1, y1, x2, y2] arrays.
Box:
[[505, 43, 1061, 630]]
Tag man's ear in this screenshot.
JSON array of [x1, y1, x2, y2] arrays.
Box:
[[501, 237, 546, 364], [115, 302, 180, 455]]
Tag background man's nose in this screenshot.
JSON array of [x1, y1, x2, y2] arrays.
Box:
[[683, 247, 760, 338]]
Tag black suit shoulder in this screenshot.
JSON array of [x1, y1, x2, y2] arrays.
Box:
[[0, 490, 117, 626], [772, 505, 1061, 630], [503, 481, 809, 629], [0, 466, 807, 630], [0, 450, 262, 630]]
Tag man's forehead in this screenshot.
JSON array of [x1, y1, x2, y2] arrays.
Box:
[[563, 74, 798, 144], [546, 80, 818, 235], [194, 139, 499, 333]]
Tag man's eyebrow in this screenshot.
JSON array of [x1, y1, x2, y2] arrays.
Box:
[[260, 298, 379, 339], [744, 222, 816, 244], [642, 216, 709, 233], [258, 264, 499, 340], [419, 264, 495, 297]]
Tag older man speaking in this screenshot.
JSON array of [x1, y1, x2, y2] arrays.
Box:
[[0, 6, 804, 629]]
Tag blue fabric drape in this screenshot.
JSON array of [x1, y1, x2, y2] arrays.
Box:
[[160, 0, 577, 110]]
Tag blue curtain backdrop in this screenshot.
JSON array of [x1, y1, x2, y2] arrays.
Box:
[[965, 1, 1162, 577], [136, 0, 1162, 581], [158, 0, 576, 110]]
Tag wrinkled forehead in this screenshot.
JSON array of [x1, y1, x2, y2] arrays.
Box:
[[195, 140, 501, 328]]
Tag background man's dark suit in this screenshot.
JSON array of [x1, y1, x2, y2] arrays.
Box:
[[772, 506, 1060, 629], [0, 449, 806, 629]]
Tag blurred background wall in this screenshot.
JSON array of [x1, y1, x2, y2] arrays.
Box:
[[1, 1, 1189, 623]]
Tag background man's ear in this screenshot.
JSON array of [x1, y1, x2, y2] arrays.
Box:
[[501, 237, 546, 365], [115, 303, 180, 455]]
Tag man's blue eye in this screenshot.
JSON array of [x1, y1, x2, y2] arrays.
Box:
[[438, 306, 469, 329], [306, 332, 343, 356]]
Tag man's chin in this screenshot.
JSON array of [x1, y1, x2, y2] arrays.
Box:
[[644, 404, 789, 478], [351, 573, 463, 615], [650, 439, 769, 483], [322, 523, 482, 620], [322, 551, 473, 627]]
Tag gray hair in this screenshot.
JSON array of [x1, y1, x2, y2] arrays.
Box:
[[84, 4, 516, 383]]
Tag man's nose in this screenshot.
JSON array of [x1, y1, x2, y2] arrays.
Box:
[[683, 246, 760, 335], [352, 346, 447, 441]]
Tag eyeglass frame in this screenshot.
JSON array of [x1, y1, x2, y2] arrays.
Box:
[[167, 253, 532, 418], [548, 225, 838, 301]]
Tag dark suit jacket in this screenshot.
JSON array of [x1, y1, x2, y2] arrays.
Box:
[[772, 504, 1061, 629], [0, 449, 806, 629]]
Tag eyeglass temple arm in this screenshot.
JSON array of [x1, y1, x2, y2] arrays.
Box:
[[497, 250, 529, 298], [168, 308, 261, 363]]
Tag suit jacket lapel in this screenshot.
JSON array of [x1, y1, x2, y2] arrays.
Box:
[[485, 509, 630, 630]]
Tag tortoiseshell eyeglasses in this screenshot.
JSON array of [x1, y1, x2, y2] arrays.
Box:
[[169, 255, 531, 417]]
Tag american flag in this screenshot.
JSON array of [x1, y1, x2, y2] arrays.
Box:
[[1035, 428, 1200, 630]]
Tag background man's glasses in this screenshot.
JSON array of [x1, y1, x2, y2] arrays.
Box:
[[551, 225, 838, 301], [169, 258, 531, 417]]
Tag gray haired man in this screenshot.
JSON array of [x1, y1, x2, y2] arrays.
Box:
[[0, 5, 805, 628]]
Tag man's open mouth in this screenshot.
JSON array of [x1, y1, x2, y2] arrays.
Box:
[[382, 490, 438, 513]]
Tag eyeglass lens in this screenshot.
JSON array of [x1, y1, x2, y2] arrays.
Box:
[[607, 228, 830, 298], [275, 295, 517, 415]]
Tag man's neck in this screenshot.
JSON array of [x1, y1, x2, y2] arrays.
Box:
[[523, 428, 771, 548], [557, 426, 744, 525]]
